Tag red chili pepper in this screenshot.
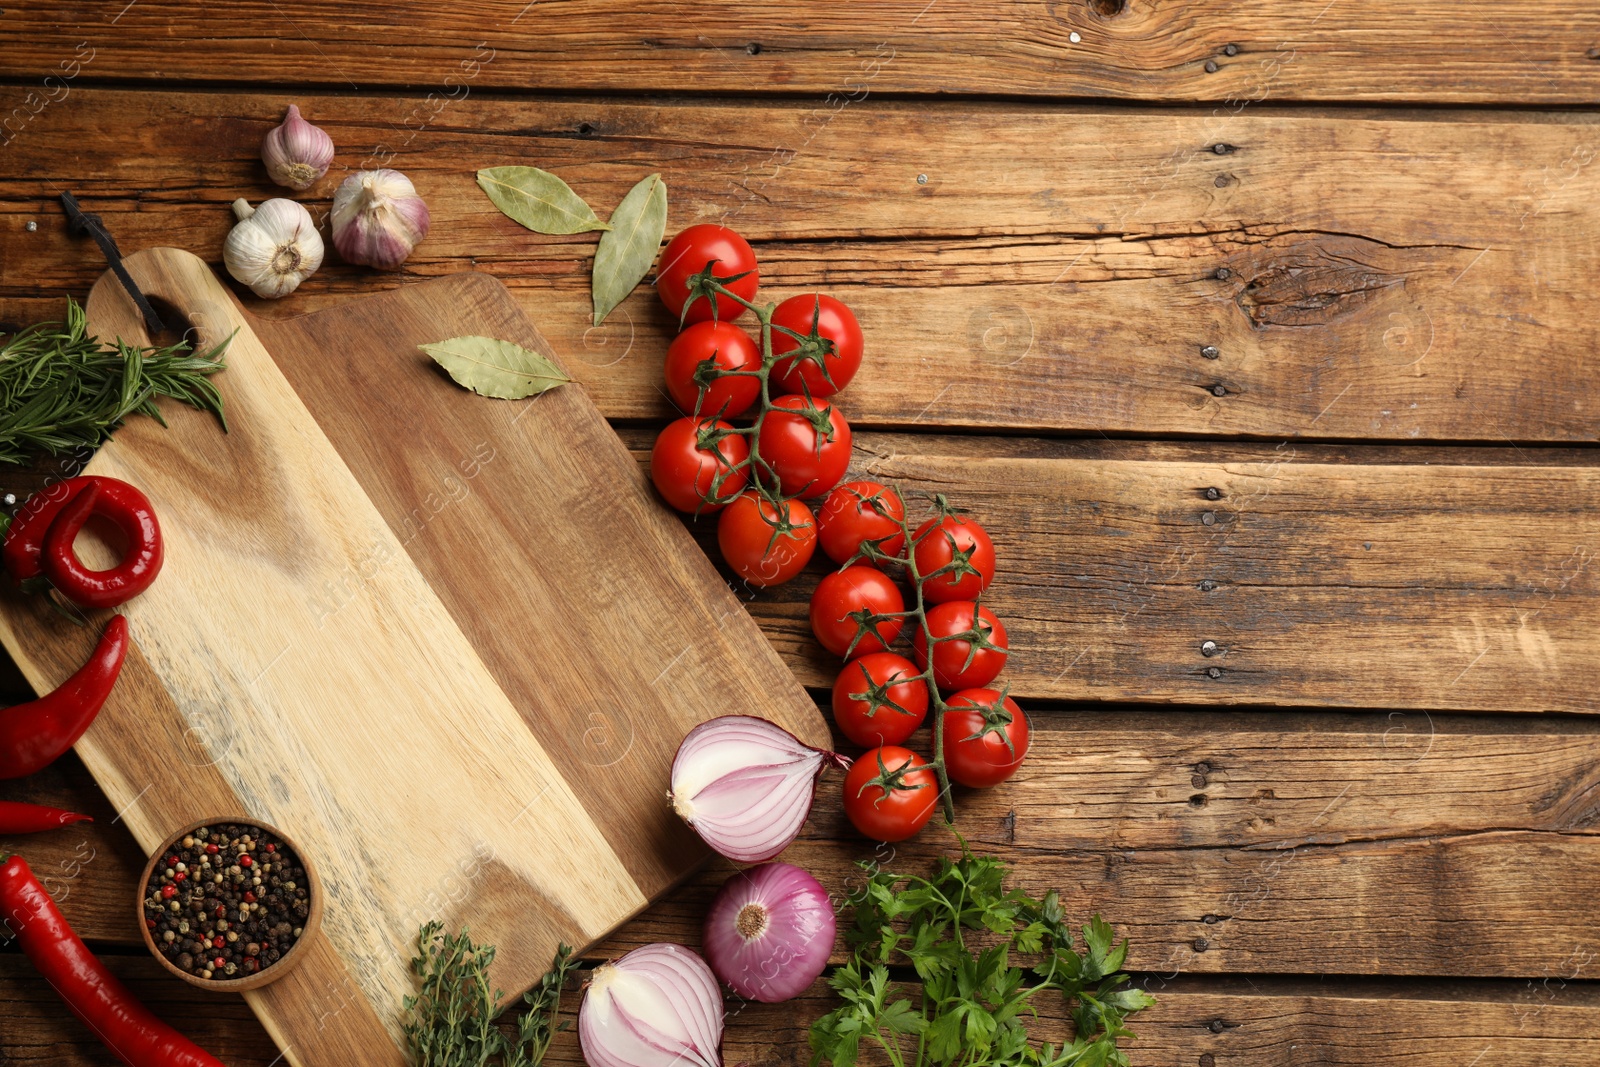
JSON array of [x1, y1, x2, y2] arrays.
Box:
[[41, 481, 164, 610], [0, 616, 128, 780], [0, 853, 228, 1067], [0, 801, 92, 835]]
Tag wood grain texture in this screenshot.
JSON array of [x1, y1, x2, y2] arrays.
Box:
[[5, 958, 1596, 1067], [1, 3, 1599, 104], [0, 249, 825, 1067], [12, 709, 1599, 977], [636, 432, 1600, 712], [4, 91, 1600, 441]]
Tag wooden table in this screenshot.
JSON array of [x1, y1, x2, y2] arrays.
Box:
[[3, 4, 1599, 1064]]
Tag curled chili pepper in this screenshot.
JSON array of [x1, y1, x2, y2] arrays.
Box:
[[0, 616, 128, 780], [0, 801, 92, 834], [1, 853, 228, 1067], [40, 480, 163, 610]]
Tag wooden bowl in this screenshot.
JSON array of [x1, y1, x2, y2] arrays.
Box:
[[137, 815, 323, 992]]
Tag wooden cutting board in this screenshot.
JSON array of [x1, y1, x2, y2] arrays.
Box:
[[0, 248, 827, 1066]]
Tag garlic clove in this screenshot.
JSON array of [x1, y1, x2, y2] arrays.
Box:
[[261, 105, 335, 191], [224, 197, 324, 299], [331, 169, 430, 270]]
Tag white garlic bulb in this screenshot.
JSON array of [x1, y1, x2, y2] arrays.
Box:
[[261, 105, 335, 191], [223, 197, 324, 299], [331, 169, 430, 270]]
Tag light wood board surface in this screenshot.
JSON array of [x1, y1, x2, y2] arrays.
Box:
[[0, 248, 824, 1067]]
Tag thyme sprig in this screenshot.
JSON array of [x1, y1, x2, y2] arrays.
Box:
[[0, 298, 229, 467], [402, 922, 579, 1067]]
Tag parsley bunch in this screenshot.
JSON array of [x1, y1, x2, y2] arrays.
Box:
[[810, 847, 1154, 1067]]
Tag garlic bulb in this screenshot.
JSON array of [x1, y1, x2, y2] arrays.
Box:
[[331, 169, 430, 269], [223, 198, 324, 299], [261, 105, 334, 191]]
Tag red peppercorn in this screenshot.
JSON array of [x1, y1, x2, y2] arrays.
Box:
[[174, 871, 187, 882], [215, 905, 227, 918], [213, 936, 225, 949], [239, 854, 253, 868], [264, 843, 275, 853], [164, 855, 178, 867], [243, 891, 256, 903], [205, 843, 219, 854], [243, 958, 258, 972], [214, 956, 226, 969], [160, 885, 177, 899], [145, 918, 156, 929]]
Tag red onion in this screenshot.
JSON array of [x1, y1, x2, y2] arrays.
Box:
[[703, 862, 836, 1002], [670, 715, 849, 863], [578, 943, 724, 1067]]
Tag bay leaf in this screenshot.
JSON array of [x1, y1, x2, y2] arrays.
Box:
[[591, 173, 668, 326], [420, 335, 571, 400], [476, 166, 610, 235]]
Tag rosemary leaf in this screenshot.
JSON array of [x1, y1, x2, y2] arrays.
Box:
[[0, 298, 230, 466]]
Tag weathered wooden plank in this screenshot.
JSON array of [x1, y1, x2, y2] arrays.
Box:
[[629, 432, 1600, 713], [4, 958, 1598, 1067], [3, 91, 1600, 441], [9, 704, 1598, 977], [1, 3, 1598, 104]]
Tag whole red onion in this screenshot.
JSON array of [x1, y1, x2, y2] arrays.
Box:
[[702, 862, 835, 1002]]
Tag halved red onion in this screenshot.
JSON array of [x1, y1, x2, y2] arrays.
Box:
[[703, 861, 835, 1002], [670, 715, 850, 863], [578, 943, 723, 1067]]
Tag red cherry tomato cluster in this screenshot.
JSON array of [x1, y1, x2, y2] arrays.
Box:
[[814, 486, 1030, 843], [648, 224, 865, 589], [644, 224, 1026, 845]]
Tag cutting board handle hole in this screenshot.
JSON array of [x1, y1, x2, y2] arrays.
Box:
[[143, 294, 210, 351]]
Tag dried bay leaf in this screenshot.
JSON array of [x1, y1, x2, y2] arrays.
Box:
[[476, 166, 609, 234], [421, 335, 571, 400], [591, 173, 667, 326]]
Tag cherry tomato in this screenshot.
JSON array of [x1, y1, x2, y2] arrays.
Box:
[[843, 745, 938, 843], [717, 492, 816, 587], [940, 688, 1030, 788], [912, 514, 996, 603], [663, 320, 761, 417], [817, 481, 906, 566], [832, 652, 928, 748], [650, 417, 749, 514], [756, 395, 852, 498], [912, 601, 1008, 689], [810, 567, 905, 659], [657, 224, 759, 324], [769, 293, 863, 397]]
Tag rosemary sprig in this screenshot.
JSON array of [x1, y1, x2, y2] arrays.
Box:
[[0, 297, 229, 467], [402, 922, 579, 1067]]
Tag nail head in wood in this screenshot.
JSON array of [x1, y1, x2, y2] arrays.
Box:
[[1199, 579, 1217, 591], [1208, 1017, 1226, 1032], [1201, 511, 1216, 525], [1194, 938, 1211, 952], [1201, 640, 1220, 656], [1205, 486, 1221, 500], [1213, 267, 1231, 280], [1201, 345, 1220, 359], [1207, 666, 1223, 679], [1211, 384, 1228, 396], [1224, 43, 1240, 56]]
